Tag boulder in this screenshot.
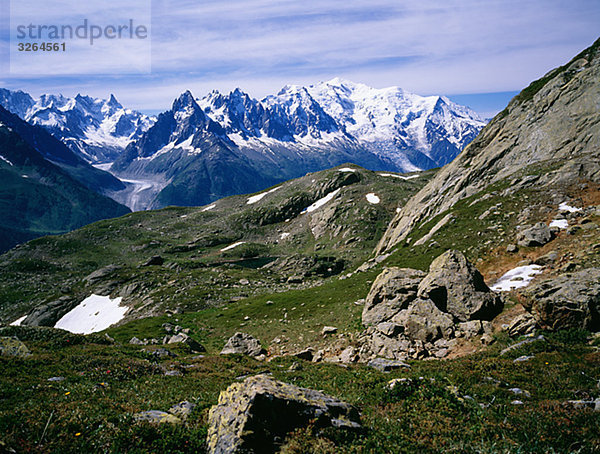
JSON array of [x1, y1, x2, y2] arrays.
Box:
[[367, 358, 411, 372], [83, 265, 121, 285], [206, 375, 361, 454], [392, 299, 454, 343], [0, 337, 31, 358], [221, 332, 263, 357], [417, 250, 503, 322], [517, 223, 553, 247], [166, 333, 206, 352], [321, 326, 338, 336], [507, 312, 537, 337], [360, 250, 502, 360], [169, 401, 197, 420], [134, 410, 181, 424], [362, 268, 425, 326], [522, 268, 600, 331]]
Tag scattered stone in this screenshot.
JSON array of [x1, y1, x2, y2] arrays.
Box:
[[509, 388, 531, 398], [511, 400, 524, 405], [239, 278, 250, 285], [517, 223, 553, 247], [265, 300, 274, 305], [134, 410, 182, 424], [142, 256, 164, 267], [506, 244, 518, 253], [206, 375, 361, 454], [507, 312, 537, 337], [523, 268, 600, 331], [168, 401, 197, 420], [499, 335, 545, 356], [368, 358, 411, 372], [534, 251, 558, 266], [166, 333, 206, 352], [286, 275, 303, 284], [164, 370, 183, 377], [83, 265, 121, 285], [146, 347, 177, 358], [566, 398, 600, 411], [287, 361, 302, 372], [47, 376, 65, 382], [387, 378, 412, 389], [339, 346, 358, 363], [312, 350, 325, 362], [221, 332, 264, 357], [0, 337, 31, 358], [513, 355, 534, 363], [322, 326, 338, 336], [129, 336, 145, 345], [291, 348, 314, 361]]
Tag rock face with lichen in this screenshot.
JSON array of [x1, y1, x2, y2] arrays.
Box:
[[206, 374, 361, 454], [220, 332, 264, 357], [522, 268, 600, 331], [0, 337, 31, 358], [359, 250, 502, 360]]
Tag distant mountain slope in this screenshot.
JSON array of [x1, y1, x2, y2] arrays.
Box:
[[0, 106, 125, 195], [0, 109, 130, 252], [112, 81, 484, 209], [0, 89, 154, 163], [377, 38, 600, 254]]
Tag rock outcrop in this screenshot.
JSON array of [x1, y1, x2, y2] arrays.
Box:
[[360, 250, 501, 359], [206, 374, 361, 454], [377, 38, 600, 254], [522, 268, 600, 331], [220, 332, 264, 357]]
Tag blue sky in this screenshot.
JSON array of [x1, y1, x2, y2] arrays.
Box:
[[1, 0, 599, 118]]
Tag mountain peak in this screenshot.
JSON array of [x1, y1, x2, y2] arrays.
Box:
[[172, 90, 199, 112]]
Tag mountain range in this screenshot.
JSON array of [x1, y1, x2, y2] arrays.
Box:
[[0, 89, 154, 163], [0, 80, 485, 210]]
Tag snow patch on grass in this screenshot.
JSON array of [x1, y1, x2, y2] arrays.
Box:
[[338, 167, 356, 173], [366, 193, 380, 204], [490, 265, 543, 292], [54, 294, 127, 334], [559, 202, 582, 213], [10, 315, 27, 326], [247, 187, 280, 204], [202, 203, 216, 212], [221, 241, 246, 252], [378, 173, 419, 180], [302, 188, 341, 214], [549, 219, 568, 229]]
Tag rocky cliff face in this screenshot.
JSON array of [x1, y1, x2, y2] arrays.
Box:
[[377, 38, 600, 254]]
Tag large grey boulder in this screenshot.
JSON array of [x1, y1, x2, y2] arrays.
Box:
[[362, 268, 425, 326], [206, 375, 361, 454], [221, 332, 264, 357], [517, 223, 553, 247], [360, 250, 502, 360], [392, 299, 454, 343], [417, 250, 503, 321], [522, 268, 600, 331]]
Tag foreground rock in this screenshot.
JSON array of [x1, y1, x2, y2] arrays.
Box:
[[0, 337, 32, 358], [522, 268, 600, 331], [220, 332, 264, 357], [360, 250, 502, 360], [207, 375, 361, 454]]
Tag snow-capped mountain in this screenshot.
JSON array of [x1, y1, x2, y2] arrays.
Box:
[[306, 78, 485, 168], [111, 79, 486, 209], [0, 88, 154, 163]]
